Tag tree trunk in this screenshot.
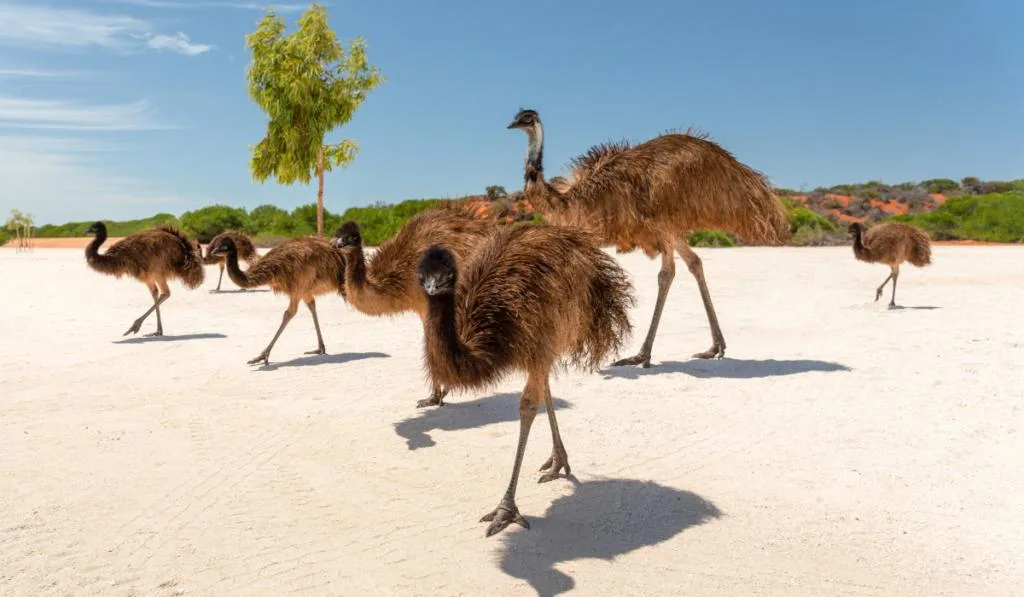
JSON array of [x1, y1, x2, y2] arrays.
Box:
[[316, 147, 325, 237]]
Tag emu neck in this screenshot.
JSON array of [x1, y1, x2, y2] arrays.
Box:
[[340, 245, 392, 314], [84, 226, 115, 272], [223, 248, 252, 288], [852, 227, 868, 260], [524, 124, 545, 188], [424, 292, 473, 387], [342, 245, 368, 294]]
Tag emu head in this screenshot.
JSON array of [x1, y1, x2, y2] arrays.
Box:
[[85, 221, 104, 236], [332, 221, 362, 249], [848, 222, 864, 235], [507, 108, 540, 131], [418, 245, 457, 297], [210, 235, 236, 256]]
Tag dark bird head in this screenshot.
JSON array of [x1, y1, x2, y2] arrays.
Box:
[[84, 221, 105, 236], [332, 221, 362, 249], [418, 245, 457, 297], [848, 222, 864, 235], [210, 235, 237, 256], [507, 108, 540, 131]]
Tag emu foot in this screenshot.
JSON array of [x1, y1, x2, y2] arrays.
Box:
[[611, 352, 651, 368], [123, 319, 146, 336], [304, 346, 326, 356], [875, 287, 884, 302], [888, 302, 898, 310], [416, 388, 449, 409], [247, 351, 270, 366], [538, 448, 571, 483], [144, 329, 163, 338], [481, 500, 529, 537], [692, 343, 726, 360]]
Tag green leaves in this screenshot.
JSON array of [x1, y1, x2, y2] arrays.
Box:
[[245, 3, 382, 186]]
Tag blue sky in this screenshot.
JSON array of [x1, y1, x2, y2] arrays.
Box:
[[1, 0, 1021, 224]]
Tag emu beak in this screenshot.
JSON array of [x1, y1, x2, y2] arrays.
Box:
[[422, 277, 440, 296], [506, 119, 521, 129], [330, 237, 343, 249]]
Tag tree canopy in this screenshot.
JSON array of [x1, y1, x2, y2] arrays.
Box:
[[246, 3, 382, 234]]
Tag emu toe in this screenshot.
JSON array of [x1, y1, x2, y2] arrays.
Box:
[[538, 449, 571, 483], [611, 352, 651, 368], [416, 388, 449, 409], [123, 320, 144, 336], [693, 343, 725, 360], [247, 352, 270, 366], [481, 502, 529, 537], [304, 347, 326, 356]]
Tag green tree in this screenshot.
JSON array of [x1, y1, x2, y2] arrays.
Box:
[[248, 204, 290, 234], [180, 205, 250, 242], [246, 4, 382, 237], [485, 185, 507, 201]]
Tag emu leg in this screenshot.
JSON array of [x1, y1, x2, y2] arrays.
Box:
[[416, 385, 449, 408], [249, 297, 298, 365], [613, 250, 676, 368], [124, 284, 167, 336], [678, 244, 726, 359], [538, 379, 570, 483], [303, 298, 327, 355], [146, 281, 170, 337], [215, 263, 225, 292], [889, 265, 900, 308], [875, 272, 893, 302], [481, 377, 542, 537]]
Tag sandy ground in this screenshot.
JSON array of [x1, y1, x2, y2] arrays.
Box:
[[0, 246, 1021, 597]]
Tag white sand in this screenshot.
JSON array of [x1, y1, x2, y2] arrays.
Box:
[[0, 246, 1021, 596]]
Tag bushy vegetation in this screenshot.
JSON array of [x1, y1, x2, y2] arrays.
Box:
[[339, 198, 443, 245], [20, 179, 1024, 249], [891, 191, 1024, 242], [35, 213, 180, 238]]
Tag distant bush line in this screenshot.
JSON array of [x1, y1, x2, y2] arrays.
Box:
[[24, 178, 1024, 248]]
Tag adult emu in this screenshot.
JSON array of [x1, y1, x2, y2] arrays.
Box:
[[211, 235, 345, 365], [84, 221, 205, 336], [850, 222, 931, 308], [507, 108, 789, 366], [331, 203, 494, 407], [204, 231, 259, 292], [417, 224, 634, 536]]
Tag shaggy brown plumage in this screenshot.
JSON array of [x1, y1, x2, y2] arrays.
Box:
[[850, 222, 931, 308], [204, 230, 259, 292], [85, 221, 204, 337], [332, 203, 495, 408], [211, 235, 346, 365], [417, 224, 634, 536], [508, 108, 790, 366]]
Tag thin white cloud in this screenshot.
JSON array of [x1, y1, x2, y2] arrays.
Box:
[[0, 3, 214, 55], [0, 4, 149, 49], [146, 32, 214, 56], [104, 0, 308, 12], [0, 68, 87, 78], [0, 97, 171, 131], [0, 135, 187, 224]]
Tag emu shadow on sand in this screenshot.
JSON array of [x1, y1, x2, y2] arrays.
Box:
[[85, 221, 204, 337], [507, 109, 789, 367], [211, 235, 345, 365], [850, 222, 932, 308], [417, 224, 634, 536], [331, 203, 493, 408]]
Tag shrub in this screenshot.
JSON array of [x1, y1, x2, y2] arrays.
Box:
[[180, 205, 250, 242], [892, 190, 1024, 242], [688, 229, 735, 247], [921, 178, 960, 194], [248, 204, 290, 235]]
